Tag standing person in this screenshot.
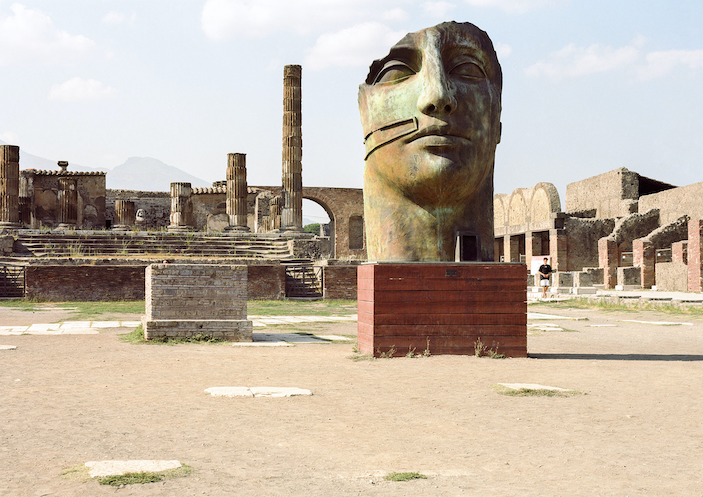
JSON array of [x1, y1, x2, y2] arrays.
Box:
[[538, 257, 553, 298]]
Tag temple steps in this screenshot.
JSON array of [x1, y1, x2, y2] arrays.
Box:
[[12, 231, 296, 260]]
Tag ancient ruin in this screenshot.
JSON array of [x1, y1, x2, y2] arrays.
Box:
[[0, 145, 21, 229], [281, 65, 304, 232], [225, 153, 249, 232]]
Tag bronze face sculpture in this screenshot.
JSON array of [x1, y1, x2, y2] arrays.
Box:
[[359, 21, 502, 261]]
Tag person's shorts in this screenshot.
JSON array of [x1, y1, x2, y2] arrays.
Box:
[[540, 279, 550, 287]]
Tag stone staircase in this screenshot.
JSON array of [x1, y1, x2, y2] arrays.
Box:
[[283, 260, 323, 299], [12, 231, 295, 260]]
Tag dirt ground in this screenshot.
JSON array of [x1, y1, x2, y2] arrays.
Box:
[[1, 304, 702, 496]]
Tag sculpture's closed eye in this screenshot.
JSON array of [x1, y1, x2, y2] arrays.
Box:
[[373, 61, 416, 85]]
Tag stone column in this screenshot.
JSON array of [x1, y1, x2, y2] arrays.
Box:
[[599, 237, 618, 290], [168, 182, 192, 232], [0, 145, 21, 228], [225, 153, 250, 232], [56, 177, 78, 229], [113, 200, 136, 230], [549, 229, 568, 272], [270, 196, 281, 230], [687, 219, 703, 292], [633, 238, 655, 289], [280, 64, 303, 232]]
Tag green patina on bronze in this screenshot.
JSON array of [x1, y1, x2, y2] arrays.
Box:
[[359, 21, 502, 261]]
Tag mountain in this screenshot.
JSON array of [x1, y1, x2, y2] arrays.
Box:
[[0, 140, 211, 192], [106, 157, 210, 191]]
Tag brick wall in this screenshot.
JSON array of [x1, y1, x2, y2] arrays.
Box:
[[322, 265, 358, 300], [24, 262, 285, 301], [25, 265, 145, 301]]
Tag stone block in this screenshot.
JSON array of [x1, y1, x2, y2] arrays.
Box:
[[617, 266, 641, 287], [357, 263, 527, 358]]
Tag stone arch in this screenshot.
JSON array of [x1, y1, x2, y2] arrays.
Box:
[[529, 182, 561, 223], [493, 194, 508, 229], [507, 189, 528, 227]]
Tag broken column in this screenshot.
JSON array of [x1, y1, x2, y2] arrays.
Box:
[[280, 64, 303, 232], [270, 196, 281, 230], [168, 182, 192, 232], [599, 237, 618, 289], [113, 200, 136, 231], [57, 176, 78, 229], [0, 145, 21, 228], [225, 153, 249, 232]]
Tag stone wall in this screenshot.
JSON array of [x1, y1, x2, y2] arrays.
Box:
[[143, 264, 252, 341], [563, 217, 615, 271], [494, 182, 561, 236], [639, 181, 703, 225], [23, 260, 286, 301], [21, 170, 106, 229], [25, 265, 145, 301], [655, 262, 688, 292], [106, 189, 170, 229], [565, 168, 639, 218]]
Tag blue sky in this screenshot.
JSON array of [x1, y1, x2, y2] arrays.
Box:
[[1, 0, 702, 221]]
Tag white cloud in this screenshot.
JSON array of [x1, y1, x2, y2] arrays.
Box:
[[201, 0, 404, 40], [0, 131, 19, 144], [0, 3, 96, 65], [494, 42, 512, 59], [463, 0, 564, 14], [381, 8, 408, 22], [102, 11, 126, 25], [49, 78, 116, 102], [639, 50, 703, 80], [525, 39, 642, 79], [422, 1, 456, 18], [304, 22, 406, 70]]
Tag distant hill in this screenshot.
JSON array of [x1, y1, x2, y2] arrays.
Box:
[[0, 140, 210, 192], [107, 157, 210, 191]]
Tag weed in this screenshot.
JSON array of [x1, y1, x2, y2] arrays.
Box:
[[98, 472, 163, 486], [377, 346, 397, 358], [405, 346, 417, 358], [348, 353, 374, 361], [384, 472, 427, 482], [474, 338, 505, 359], [423, 337, 431, 357], [119, 325, 145, 344]]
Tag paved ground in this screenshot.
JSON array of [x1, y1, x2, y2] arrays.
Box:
[[1, 303, 702, 496]]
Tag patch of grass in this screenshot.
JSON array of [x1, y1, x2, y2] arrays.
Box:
[[0, 299, 144, 319], [247, 299, 356, 317], [377, 346, 397, 358], [494, 385, 582, 397], [530, 297, 703, 315], [348, 352, 375, 361], [60, 465, 91, 482], [98, 472, 163, 486], [384, 472, 427, 482], [97, 464, 192, 486], [120, 326, 226, 345]]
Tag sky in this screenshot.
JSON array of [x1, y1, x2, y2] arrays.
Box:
[[1, 0, 702, 223]]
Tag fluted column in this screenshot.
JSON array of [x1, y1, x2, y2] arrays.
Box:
[[57, 177, 77, 229], [113, 200, 135, 230], [225, 153, 250, 232], [168, 182, 192, 232], [0, 145, 21, 228], [280, 64, 303, 232], [270, 195, 281, 230]]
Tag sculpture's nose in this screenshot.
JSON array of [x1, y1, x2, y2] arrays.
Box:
[[417, 49, 457, 116]]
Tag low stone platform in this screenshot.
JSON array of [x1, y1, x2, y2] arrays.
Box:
[[142, 264, 252, 341], [357, 262, 527, 358]]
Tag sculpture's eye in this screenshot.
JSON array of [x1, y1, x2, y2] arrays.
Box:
[[373, 61, 415, 85], [451, 61, 485, 80]]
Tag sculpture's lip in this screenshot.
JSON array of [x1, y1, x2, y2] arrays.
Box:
[[407, 125, 471, 143]]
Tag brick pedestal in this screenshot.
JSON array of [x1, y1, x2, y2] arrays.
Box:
[[633, 239, 655, 289], [142, 264, 252, 341], [599, 238, 618, 289], [357, 263, 527, 358]]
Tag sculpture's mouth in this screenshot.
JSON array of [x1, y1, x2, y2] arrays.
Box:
[[406, 125, 471, 145]]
